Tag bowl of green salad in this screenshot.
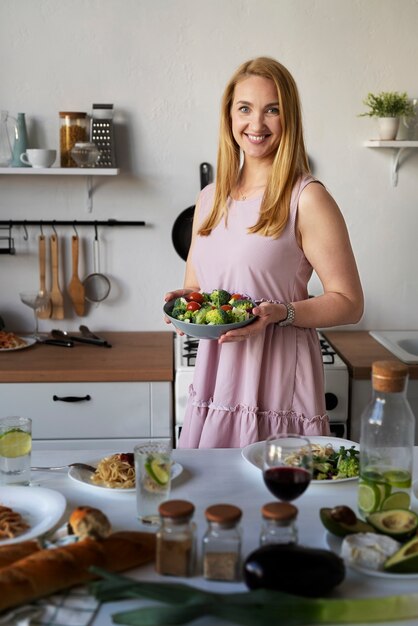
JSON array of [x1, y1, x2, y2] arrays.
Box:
[[164, 289, 257, 340]]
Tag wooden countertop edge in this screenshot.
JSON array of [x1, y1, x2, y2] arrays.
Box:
[[323, 330, 418, 380]]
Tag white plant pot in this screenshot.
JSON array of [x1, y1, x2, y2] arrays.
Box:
[[377, 117, 400, 140]]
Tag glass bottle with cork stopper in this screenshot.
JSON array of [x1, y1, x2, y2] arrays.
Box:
[[155, 499, 196, 577], [358, 360, 415, 518], [202, 504, 242, 582], [259, 501, 298, 546]]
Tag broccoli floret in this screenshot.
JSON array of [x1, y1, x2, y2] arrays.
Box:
[[209, 289, 231, 307], [193, 305, 213, 325], [201, 292, 211, 303], [205, 308, 229, 325], [230, 307, 250, 323], [232, 298, 255, 312], [334, 447, 359, 479], [173, 297, 188, 312], [171, 306, 186, 319]]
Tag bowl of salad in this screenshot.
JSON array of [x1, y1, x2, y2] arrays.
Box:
[[164, 289, 257, 340]]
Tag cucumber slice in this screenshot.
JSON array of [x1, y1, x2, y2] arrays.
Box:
[[145, 456, 170, 486]]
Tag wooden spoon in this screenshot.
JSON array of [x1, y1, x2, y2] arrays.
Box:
[[68, 235, 85, 316], [37, 234, 52, 319], [49, 233, 64, 319]]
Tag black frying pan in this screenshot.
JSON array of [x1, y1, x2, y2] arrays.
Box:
[[172, 162, 212, 261]]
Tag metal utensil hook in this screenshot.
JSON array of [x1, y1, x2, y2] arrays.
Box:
[[51, 221, 58, 237], [72, 221, 79, 237], [94, 222, 99, 241], [22, 221, 28, 241], [39, 221, 44, 236]]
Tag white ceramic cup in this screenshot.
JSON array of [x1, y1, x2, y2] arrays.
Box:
[[20, 149, 56, 168]]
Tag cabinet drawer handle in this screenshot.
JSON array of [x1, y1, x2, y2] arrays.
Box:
[[52, 394, 92, 403]]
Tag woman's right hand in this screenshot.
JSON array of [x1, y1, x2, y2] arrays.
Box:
[[163, 288, 194, 335]]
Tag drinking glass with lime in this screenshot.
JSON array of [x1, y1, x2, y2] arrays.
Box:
[[0, 416, 32, 485]]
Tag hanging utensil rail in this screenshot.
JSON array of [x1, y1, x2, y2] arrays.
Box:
[[0, 219, 146, 228]]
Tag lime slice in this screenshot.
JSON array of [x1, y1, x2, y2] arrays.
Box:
[[358, 482, 380, 513], [0, 429, 31, 458], [381, 491, 411, 510], [145, 456, 170, 486], [376, 481, 391, 501], [361, 469, 385, 483], [383, 470, 412, 489]]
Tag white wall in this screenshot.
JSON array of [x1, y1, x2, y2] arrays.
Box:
[[1, 0, 417, 333]]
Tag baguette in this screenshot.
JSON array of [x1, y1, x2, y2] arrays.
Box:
[[0, 540, 41, 569], [0, 531, 156, 612]]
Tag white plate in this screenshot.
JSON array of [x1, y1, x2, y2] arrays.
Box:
[[241, 436, 359, 483], [326, 531, 418, 579], [0, 486, 66, 545], [0, 336, 36, 352], [68, 460, 183, 493]]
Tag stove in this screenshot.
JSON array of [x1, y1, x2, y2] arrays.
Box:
[[174, 332, 349, 443]]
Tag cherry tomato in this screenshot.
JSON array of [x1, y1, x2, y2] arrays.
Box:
[[187, 292, 205, 304], [221, 304, 233, 311], [187, 301, 201, 311], [230, 293, 243, 302]]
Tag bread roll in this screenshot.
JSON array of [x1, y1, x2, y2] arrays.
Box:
[[0, 531, 156, 612], [68, 506, 112, 540], [0, 540, 41, 569]]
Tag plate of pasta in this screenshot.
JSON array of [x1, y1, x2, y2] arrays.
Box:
[[68, 453, 183, 493], [241, 436, 360, 483], [0, 332, 36, 352], [0, 486, 66, 545]]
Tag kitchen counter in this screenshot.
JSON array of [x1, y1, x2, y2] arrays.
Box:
[[0, 331, 174, 383], [323, 330, 418, 380]]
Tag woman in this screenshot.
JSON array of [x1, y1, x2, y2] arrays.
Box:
[[166, 57, 363, 448]]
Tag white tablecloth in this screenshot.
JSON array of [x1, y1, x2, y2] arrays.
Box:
[[27, 445, 418, 626]]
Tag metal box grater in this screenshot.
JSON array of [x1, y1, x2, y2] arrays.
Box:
[[90, 104, 117, 167]]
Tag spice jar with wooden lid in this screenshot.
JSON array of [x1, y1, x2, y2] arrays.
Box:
[[202, 504, 242, 581], [259, 501, 298, 546], [156, 499, 196, 577], [358, 360, 415, 518]]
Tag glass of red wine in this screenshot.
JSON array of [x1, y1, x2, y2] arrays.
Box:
[[263, 435, 313, 502]]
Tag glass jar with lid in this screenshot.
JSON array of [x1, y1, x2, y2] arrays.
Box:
[[202, 504, 242, 581], [156, 499, 196, 577], [259, 501, 298, 546], [59, 112, 88, 167]]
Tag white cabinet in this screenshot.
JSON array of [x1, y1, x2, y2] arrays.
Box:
[[1, 381, 173, 447]]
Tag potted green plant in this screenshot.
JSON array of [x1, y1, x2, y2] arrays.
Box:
[[360, 91, 415, 140]]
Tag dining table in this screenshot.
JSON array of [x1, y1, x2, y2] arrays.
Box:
[[16, 444, 418, 626]]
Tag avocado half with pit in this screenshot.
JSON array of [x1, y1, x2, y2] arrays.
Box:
[[367, 509, 418, 542], [385, 535, 418, 573], [320, 506, 374, 537]]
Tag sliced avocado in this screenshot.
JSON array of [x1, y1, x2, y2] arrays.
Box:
[[367, 509, 418, 542], [320, 506, 374, 537], [384, 536, 418, 573]]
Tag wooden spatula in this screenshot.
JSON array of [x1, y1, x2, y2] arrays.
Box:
[[50, 233, 64, 320], [37, 234, 52, 319], [68, 235, 85, 316]]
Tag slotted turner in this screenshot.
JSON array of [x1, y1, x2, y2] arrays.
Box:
[[68, 234, 85, 316], [50, 234, 64, 319]]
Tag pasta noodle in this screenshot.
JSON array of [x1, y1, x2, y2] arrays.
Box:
[[0, 332, 27, 350], [0, 505, 30, 539], [92, 454, 135, 489]]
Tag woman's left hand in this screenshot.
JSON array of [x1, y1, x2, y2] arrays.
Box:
[[218, 302, 287, 344]]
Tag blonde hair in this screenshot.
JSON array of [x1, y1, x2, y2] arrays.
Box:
[[198, 57, 310, 239]]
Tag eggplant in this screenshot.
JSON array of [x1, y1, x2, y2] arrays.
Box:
[[243, 544, 345, 597]]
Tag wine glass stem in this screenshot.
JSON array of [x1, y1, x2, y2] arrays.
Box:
[[33, 309, 39, 338]]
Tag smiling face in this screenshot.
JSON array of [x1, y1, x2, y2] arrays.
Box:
[[230, 75, 282, 164]]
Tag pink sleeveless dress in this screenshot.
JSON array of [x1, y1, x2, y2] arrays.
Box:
[[178, 174, 330, 449]]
